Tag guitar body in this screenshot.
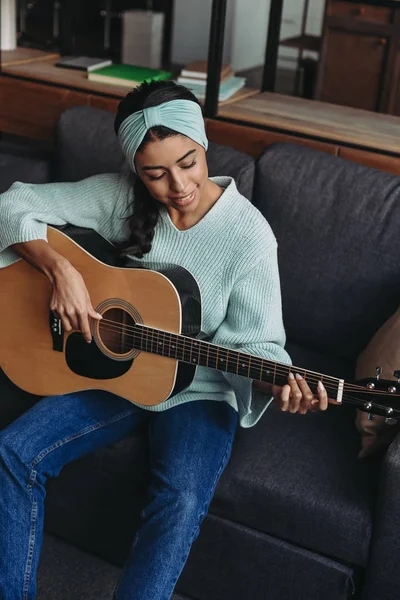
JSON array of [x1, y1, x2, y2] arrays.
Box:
[[0, 227, 201, 406]]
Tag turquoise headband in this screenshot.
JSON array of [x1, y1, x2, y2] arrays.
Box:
[[117, 99, 209, 174]]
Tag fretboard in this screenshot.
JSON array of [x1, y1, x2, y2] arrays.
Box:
[[132, 324, 343, 400]]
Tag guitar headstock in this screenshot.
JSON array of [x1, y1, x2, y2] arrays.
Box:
[[351, 372, 400, 420]]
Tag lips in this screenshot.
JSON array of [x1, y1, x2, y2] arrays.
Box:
[[170, 189, 196, 205]]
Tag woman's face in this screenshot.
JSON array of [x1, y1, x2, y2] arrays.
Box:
[[134, 134, 210, 216]]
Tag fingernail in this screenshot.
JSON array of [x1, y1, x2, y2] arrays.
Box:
[[97, 313, 103, 319], [86, 340, 92, 344], [311, 398, 319, 405], [317, 381, 325, 392], [288, 372, 295, 380], [295, 373, 303, 380]]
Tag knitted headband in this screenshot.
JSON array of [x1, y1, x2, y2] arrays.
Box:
[[117, 99, 209, 174]]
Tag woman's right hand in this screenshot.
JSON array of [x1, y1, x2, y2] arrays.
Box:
[[50, 262, 102, 343]]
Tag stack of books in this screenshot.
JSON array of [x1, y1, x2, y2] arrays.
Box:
[[177, 60, 249, 104], [87, 64, 172, 88], [56, 56, 172, 89]]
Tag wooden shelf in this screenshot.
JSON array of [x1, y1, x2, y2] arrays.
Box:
[[218, 92, 400, 155]]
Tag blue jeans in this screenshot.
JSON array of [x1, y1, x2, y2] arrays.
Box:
[[0, 391, 238, 600]]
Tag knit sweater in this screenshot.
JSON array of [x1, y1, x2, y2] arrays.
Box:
[[0, 174, 291, 427]]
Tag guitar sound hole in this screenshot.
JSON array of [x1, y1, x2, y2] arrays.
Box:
[[99, 308, 136, 355]]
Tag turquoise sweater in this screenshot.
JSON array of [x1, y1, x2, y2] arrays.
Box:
[[0, 174, 291, 427]]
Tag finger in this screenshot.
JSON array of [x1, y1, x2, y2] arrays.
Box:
[[88, 306, 103, 321], [278, 384, 291, 412], [287, 373, 302, 413], [78, 313, 92, 343], [65, 311, 79, 331], [59, 314, 72, 332], [295, 374, 314, 414], [316, 381, 328, 411]]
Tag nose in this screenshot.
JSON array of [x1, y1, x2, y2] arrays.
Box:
[[169, 170, 187, 193]]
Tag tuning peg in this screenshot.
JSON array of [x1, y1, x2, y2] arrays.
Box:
[[394, 370, 400, 383], [376, 366, 383, 380]]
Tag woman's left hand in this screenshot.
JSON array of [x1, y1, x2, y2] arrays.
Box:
[[254, 373, 329, 414]]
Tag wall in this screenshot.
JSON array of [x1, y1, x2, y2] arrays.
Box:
[[1, 0, 17, 50], [230, 0, 269, 71], [171, 0, 234, 65]]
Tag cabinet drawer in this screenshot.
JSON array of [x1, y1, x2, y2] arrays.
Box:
[[328, 1, 393, 25]]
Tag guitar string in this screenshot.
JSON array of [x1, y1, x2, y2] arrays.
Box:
[[95, 321, 400, 401], [98, 318, 399, 392], [98, 321, 394, 411], [97, 321, 400, 395], [98, 319, 400, 395], [98, 319, 343, 383]]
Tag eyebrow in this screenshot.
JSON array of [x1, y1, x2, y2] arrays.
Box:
[[141, 149, 196, 171]]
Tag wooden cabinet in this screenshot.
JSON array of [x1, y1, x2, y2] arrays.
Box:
[[316, 0, 400, 115]]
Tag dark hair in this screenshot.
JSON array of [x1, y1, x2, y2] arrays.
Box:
[[114, 80, 201, 258]]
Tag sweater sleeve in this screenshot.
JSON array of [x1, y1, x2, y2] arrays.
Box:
[[0, 173, 132, 265], [212, 241, 292, 427]]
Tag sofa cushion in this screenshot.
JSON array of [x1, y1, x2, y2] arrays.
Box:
[[213, 341, 378, 568], [0, 152, 50, 193], [44, 342, 374, 568], [54, 106, 255, 197], [253, 142, 400, 362]]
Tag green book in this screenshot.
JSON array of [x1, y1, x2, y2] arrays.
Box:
[[88, 64, 172, 88]]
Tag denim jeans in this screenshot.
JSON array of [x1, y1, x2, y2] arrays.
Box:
[[0, 391, 238, 600]]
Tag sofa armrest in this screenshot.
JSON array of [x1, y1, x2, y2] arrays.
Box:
[[363, 430, 400, 600]]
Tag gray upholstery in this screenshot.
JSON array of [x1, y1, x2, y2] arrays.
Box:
[[0, 152, 49, 193], [253, 143, 400, 362]]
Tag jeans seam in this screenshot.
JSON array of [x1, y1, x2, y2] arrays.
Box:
[[29, 408, 134, 469], [23, 493, 37, 600]]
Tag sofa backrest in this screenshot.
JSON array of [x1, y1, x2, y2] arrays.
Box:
[[253, 142, 400, 362], [54, 106, 255, 198]]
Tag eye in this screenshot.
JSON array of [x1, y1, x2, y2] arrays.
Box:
[[148, 172, 166, 181], [182, 160, 196, 170]]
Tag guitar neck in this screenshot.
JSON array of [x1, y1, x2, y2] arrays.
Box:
[[135, 324, 344, 402]]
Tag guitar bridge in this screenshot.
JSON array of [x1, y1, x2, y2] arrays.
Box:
[[49, 311, 64, 352]]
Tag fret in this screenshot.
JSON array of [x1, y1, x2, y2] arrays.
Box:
[[190, 340, 201, 365], [226, 349, 238, 374], [181, 336, 192, 364], [170, 333, 178, 359]]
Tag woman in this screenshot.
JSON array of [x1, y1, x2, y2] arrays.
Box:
[[0, 80, 328, 600]]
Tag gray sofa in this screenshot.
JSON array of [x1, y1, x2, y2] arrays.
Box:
[[1, 106, 400, 600]]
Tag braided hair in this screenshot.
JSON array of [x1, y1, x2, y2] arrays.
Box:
[[114, 80, 201, 258]]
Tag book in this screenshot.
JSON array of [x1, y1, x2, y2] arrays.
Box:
[[180, 60, 232, 81], [177, 70, 233, 86], [56, 56, 113, 72], [181, 76, 246, 103], [88, 64, 172, 88]]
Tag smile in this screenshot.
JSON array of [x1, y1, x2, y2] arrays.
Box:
[[170, 189, 196, 206]]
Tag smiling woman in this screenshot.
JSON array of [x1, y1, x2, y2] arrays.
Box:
[[0, 79, 328, 600]]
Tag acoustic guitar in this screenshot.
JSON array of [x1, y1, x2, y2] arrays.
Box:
[[0, 226, 399, 419]]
